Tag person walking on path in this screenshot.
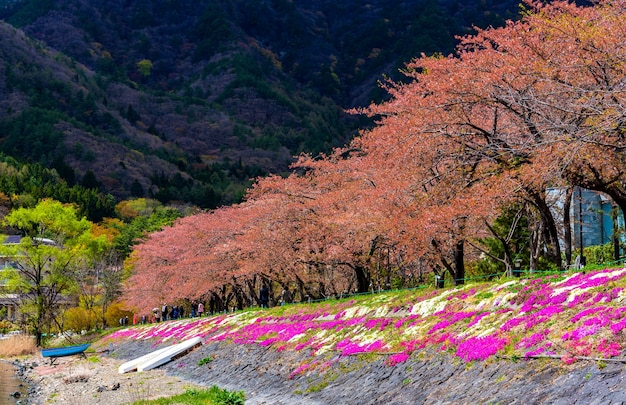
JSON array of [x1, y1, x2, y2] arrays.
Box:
[[153, 307, 161, 323], [260, 285, 269, 308], [197, 302, 204, 317]]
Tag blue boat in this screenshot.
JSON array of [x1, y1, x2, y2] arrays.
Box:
[[41, 343, 90, 365]]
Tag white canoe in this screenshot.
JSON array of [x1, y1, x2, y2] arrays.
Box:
[[118, 345, 174, 374], [136, 336, 202, 372]]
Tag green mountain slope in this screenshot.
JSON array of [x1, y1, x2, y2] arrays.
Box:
[[0, 0, 521, 205]]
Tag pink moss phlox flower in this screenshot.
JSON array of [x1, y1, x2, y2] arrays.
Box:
[[567, 292, 592, 308], [447, 288, 476, 301], [501, 316, 525, 332], [344, 317, 367, 327], [392, 314, 422, 329], [564, 340, 593, 357], [562, 324, 600, 341], [467, 312, 490, 328], [456, 334, 508, 362], [400, 340, 422, 354], [609, 307, 626, 320], [258, 337, 278, 346], [519, 295, 537, 313], [610, 318, 626, 334], [295, 339, 315, 351], [289, 361, 317, 379], [433, 332, 456, 345], [571, 306, 607, 323], [596, 339, 621, 357], [429, 311, 476, 333], [367, 340, 386, 352], [610, 287, 624, 299], [364, 318, 393, 331], [516, 329, 550, 349], [524, 347, 546, 358], [549, 292, 568, 305], [523, 305, 563, 329], [386, 352, 410, 366], [582, 315, 609, 328], [562, 269, 626, 292]]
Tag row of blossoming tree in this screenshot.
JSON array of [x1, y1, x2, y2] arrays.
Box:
[[123, 0, 626, 313]]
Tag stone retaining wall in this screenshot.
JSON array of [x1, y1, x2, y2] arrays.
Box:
[[110, 339, 626, 404]]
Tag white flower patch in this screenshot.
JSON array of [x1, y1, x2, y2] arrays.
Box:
[[476, 327, 496, 337], [373, 305, 389, 318], [492, 291, 517, 308], [494, 280, 518, 291], [402, 322, 430, 338], [314, 329, 328, 340], [220, 312, 256, 326], [618, 288, 626, 302], [350, 325, 366, 337], [343, 305, 371, 319], [351, 329, 386, 347], [314, 314, 336, 322], [288, 333, 306, 342], [590, 267, 626, 280], [562, 287, 588, 304], [315, 344, 332, 356], [410, 289, 453, 317], [552, 268, 626, 300], [551, 285, 578, 299]]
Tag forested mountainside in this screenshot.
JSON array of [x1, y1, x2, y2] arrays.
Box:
[[0, 0, 522, 206]]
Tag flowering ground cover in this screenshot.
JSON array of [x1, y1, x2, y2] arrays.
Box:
[[105, 267, 626, 377]]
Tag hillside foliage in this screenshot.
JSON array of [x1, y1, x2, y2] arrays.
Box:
[[0, 0, 523, 204]]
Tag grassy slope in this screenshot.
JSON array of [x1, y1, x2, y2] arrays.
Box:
[[103, 266, 626, 378]]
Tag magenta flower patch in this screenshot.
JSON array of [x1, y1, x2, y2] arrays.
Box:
[[456, 334, 508, 362]]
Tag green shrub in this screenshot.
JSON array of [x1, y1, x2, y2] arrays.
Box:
[[209, 385, 246, 405], [63, 307, 97, 332], [197, 356, 213, 366], [0, 319, 14, 334]]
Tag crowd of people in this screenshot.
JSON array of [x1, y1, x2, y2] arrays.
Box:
[[147, 301, 205, 323], [139, 288, 294, 325]]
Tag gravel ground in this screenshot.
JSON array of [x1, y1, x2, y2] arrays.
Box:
[[16, 338, 626, 405], [17, 349, 203, 404]]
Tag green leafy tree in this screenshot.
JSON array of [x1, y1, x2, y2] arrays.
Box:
[[0, 199, 108, 346]]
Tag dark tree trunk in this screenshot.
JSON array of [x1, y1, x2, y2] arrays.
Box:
[[529, 214, 543, 272], [295, 275, 306, 303], [354, 265, 370, 293], [563, 187, 573, 268], [528, 190, 562, 269], [612, 205, 621, 261], [453, 240, 465, 285]]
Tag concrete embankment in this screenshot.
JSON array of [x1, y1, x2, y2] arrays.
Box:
[[110, 338, 626, 404]]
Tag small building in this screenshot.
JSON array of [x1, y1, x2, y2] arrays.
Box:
[[547, 187, 624, 255]]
